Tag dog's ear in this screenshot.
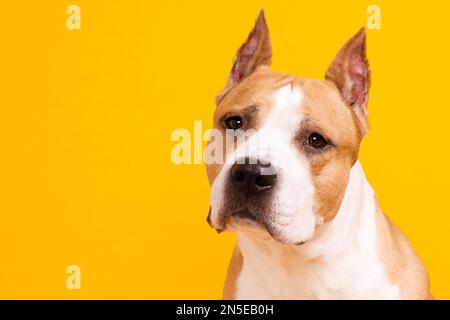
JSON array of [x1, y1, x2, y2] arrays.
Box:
[[217, 10, 272, 104], [325, 28, 370, 134]]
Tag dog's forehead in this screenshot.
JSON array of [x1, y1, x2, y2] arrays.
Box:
[[217, 68, 296, 115], [299, 78, 352, 120], [217, 68, 356, 136]]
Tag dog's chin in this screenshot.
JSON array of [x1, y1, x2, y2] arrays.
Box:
[[221, 209, 311, 246], [222, 210, 269, 237]]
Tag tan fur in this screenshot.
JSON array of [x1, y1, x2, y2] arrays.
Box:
[[374, 205, 431, 299]]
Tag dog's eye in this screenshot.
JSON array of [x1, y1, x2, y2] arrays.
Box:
[[307, 133, 328, 149], [224, 116, 243, 130]]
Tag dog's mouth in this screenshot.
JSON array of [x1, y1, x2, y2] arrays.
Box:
[[208, 208, 262, 233], [223, 209, 274, 240], [227, 208, 263, 229], [209, 207, 309, 246]]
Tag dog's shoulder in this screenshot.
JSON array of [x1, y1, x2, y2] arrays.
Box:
[[376, 208, 431, 299]]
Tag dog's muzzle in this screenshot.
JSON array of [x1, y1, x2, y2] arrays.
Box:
[[206, 157, 279, 231]]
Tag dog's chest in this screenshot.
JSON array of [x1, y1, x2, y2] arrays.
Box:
[[234, 246, 400, 300]]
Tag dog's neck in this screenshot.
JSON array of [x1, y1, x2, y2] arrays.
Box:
[[237, 160, 380, 263]]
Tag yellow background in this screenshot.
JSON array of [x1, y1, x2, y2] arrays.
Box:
[[0, 0, 449, 299]]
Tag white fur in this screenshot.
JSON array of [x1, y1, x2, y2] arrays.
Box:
[[235, 161, 400, 299], [209, 84, 316, 243]]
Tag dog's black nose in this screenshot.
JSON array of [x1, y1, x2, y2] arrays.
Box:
[[230, 158, 277, 195]]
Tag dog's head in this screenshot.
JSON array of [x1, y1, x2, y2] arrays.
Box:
[[206, 10, 370, 245]]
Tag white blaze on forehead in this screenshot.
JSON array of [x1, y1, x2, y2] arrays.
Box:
[[252, 83, 304, 168], [264, 83, 303, 134]]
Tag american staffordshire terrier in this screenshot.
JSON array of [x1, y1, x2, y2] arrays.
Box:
[[206, 10, 431, 300]]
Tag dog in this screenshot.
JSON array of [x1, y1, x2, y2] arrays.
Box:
[[206, 10, 431, 299]]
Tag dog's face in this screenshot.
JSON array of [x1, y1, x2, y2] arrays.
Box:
[[207, 11, 370, 245]]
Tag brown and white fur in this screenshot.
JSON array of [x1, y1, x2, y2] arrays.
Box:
[[206, 10, 431, 300]]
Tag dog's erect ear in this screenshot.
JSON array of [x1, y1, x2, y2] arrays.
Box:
[[325, 28, 370, 133], [217, 10, 272, 104]]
